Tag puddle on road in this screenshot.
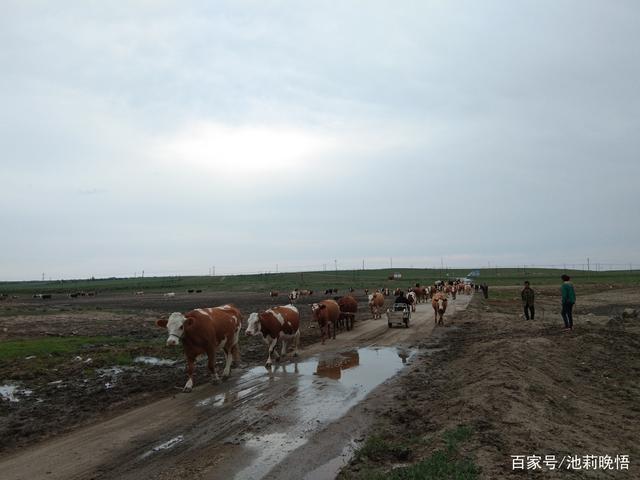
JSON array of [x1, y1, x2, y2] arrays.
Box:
[[140, 435, 185, 459], [0, 384, 33, 403], [226, 346, 414, 480], [133, 356, 176, 366]]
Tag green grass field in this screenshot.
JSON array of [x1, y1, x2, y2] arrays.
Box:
[[1, 268, 638, 296]]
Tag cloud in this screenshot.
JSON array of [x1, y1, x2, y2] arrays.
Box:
[[149, 121, 338, 178], [1, 1, 640, 280]]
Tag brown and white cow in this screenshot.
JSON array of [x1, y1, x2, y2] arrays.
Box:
[[432, 294, 448, 326], [337, 295, 358, 331], [269, 291, 279, 297], [407, 291, 417, 312], [156, 304, 242, 392], [411, 286, 427, 303], [245, 304, 300, 367], [368, 292, 385, 319], [311, 299, 340, 344]]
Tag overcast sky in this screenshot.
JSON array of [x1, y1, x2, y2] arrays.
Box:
[[1, 1, 639, 281]]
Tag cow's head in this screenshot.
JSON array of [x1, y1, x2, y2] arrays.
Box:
[[245, 312, 261, 336], [311, 303, 326, 319], [437, 298, 445, 312], [156, 312, 187, 346]]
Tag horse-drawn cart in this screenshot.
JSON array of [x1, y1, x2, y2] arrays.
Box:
[[386, 303, 411, 328]]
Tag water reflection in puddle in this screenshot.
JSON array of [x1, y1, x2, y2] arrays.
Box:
[[228, 346, 414, 480]]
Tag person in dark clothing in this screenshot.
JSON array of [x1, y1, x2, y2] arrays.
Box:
[[560, 274, 576, 330], [394, 291, 410, 305], [521, 281, 535, 320]]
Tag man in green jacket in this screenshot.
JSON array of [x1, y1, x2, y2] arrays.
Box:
[[521, 281, 535, 320], [561, 274, 576, 330]]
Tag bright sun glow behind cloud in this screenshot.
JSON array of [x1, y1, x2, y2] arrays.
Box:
[[153, 122, 336, 175]]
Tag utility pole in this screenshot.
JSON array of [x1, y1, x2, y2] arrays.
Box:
[[334, 259, 337, 272], [362, 259, 365, 270], [276, 264, 278, 274], [390, 257, 393, 269], [42, 272, 45, 282]]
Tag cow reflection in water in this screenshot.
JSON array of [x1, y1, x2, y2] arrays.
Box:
[[266, 362, 300, 378], [314, 350, 360, 380]]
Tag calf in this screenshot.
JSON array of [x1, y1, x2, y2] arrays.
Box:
[[246, 305, 300, 367], [337, 295, 358, 331], [269, 291, 279, 297], [311, 300, 340, 344], [156, 304, 242, 392]]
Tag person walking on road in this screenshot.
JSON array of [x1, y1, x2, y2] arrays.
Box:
[[561, 274, 576, 331], [521, 281, 535, 320]]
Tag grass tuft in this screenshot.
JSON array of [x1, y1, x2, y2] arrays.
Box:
[[347, 425, 479, 480]]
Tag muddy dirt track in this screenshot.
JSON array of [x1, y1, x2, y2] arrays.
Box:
[[0, 292, 471, 479], [3, 286, 639, 479]]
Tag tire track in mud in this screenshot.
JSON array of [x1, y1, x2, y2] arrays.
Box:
[[0, 295, 473, 480]]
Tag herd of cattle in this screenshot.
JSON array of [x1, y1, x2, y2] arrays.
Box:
[[155, 280, 473, 392]]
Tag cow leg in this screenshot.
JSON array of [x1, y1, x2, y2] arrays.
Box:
[[265, 336, 278, 367], [222, 347, 233, 378], [231, 343, 240, 365], [184, 356, 196, 392], [331, 320, 336, 339], [280, 334, 288, 360], [232, 327, 241, 364], [207, 348, 220, 384], [292, 330, 300, 357]]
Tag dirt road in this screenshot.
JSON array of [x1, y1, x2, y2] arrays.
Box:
[[0, 295, 472, 480]]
